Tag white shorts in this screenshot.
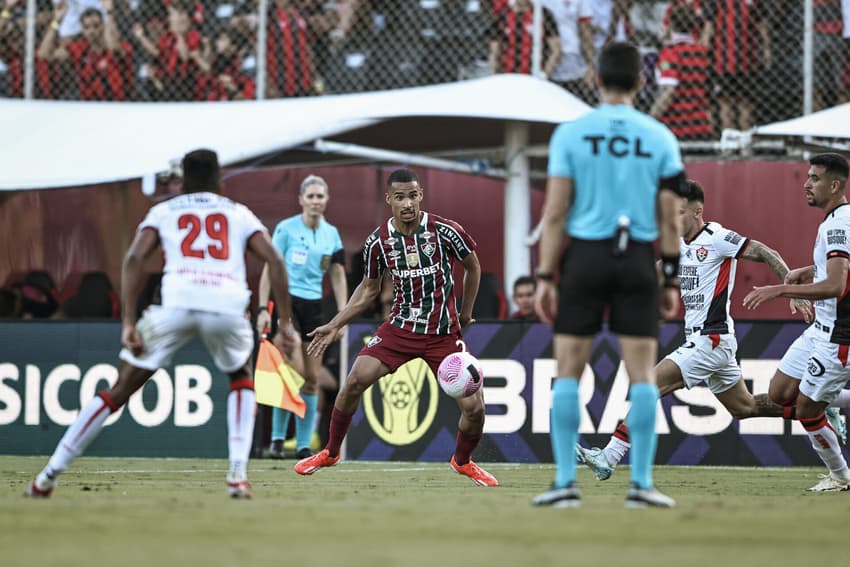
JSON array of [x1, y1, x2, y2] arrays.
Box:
[[665, 333, 740, 394], [119, 306, 253, 373], [778, 325, 850, 404]]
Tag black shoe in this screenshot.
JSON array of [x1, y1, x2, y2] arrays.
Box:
[[269, 440, 285, 460], [295, 447, 313, 459], [531, 482, 581, 508]]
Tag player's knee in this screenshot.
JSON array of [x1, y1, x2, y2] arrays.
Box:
[[460, 400, 485, 425], [342, 373, 370, 396]]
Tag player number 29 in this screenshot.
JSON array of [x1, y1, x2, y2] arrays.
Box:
[[178, 213, 230, 260]]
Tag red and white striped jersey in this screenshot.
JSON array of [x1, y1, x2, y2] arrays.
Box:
[[813, 203, 850, 333], [363, 212, 476, 335], [679, 221, 749, 334], [139, 192, 266, 316]]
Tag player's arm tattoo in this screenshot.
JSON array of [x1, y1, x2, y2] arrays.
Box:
[[753, 394, 784, 418], [741, 239, 789, 282]]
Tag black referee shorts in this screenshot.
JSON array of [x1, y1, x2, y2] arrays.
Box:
[[554, 238, 660, 338], [273, 296, 324, 342]]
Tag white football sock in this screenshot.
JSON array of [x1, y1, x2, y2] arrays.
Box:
[[604, 436, 630, 466], [802, 414, 850, 478], [227, 387, 256, 481], [42, 393, 115, 485]]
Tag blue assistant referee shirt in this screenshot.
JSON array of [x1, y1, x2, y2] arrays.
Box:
[[548, 104, 684, 242], [272, 215, 344, 300]]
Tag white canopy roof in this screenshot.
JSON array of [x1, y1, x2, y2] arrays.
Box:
[[0, 74, 591, 191], [753, 102, 850, 140]]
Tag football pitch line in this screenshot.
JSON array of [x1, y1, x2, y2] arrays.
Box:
[[8, 460, 812, 476]]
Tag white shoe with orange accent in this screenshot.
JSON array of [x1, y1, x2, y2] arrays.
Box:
[[449, 456, 499, 487]]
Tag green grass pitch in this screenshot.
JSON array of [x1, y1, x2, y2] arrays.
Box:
[[2, 457, 847, 567]]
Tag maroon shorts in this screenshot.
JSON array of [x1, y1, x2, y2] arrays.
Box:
[[358, 322, 464, 375]]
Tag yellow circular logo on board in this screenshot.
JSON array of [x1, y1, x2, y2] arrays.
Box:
[[363, 357, 439, 446]]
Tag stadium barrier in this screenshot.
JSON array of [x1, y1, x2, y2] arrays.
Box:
[[1, 319, 842, 466]]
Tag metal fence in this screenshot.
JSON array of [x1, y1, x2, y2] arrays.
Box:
[[0, 1, 844, 140]]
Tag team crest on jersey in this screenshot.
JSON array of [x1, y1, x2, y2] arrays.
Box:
[[696, 246, 709, 262], [406, 253, 419, 267], [367, 335, 382, 348], [421, 242, 436, 257]]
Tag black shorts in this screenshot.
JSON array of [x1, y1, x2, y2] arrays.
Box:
[[292, 297, 324, 341], [271, 296, 324, 341], [555, 239, 659, 337]]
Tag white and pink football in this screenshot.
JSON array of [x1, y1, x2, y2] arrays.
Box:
[[437, 351, 484, 399]]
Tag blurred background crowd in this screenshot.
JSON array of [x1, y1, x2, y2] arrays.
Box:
[[1, 0, 845, 138]]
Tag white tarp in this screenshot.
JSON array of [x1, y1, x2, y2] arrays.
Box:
[[0, 74, 590, 190], [753, 102, 850, 140]]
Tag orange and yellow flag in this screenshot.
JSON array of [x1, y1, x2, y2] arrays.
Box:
[[254, 339, 306, 418]]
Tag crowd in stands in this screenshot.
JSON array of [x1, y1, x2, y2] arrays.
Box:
[[0, 269, 120, 318], [1, 1, 845, 131]]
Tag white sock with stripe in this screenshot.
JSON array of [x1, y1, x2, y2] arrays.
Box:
[[38, 392, 117, 488], [227, 383, 256, 481], [801, 413, 850, 479]]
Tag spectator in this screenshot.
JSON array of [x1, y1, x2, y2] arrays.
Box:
[[0, 0, 60, 98], [590, 0, 630, 53], [650, 5, 712, 140], [812, 0, 845, 110], [13, 277, 59, 319], [266, 0, 315, 97], [701, 0, 770, 132], [509, 275, 537, 321], [53, 0, 106, 42], [38, 0, 135, 100], [299, 0, 340, 93], [200, 26, 255, 100], [488, 0, 561, 78], [659, 0, 702, 42], [132, 0, 209, 100], [541, 0, 595, 103], [132, 0, 167, 101]]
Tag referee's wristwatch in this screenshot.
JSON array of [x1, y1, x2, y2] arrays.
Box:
[[535, 272, 554, 283]]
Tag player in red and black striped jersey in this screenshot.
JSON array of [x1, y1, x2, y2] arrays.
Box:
[[294, 168, 499, 487]]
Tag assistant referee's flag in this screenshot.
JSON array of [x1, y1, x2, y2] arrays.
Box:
[[254, 339, 306, 418]]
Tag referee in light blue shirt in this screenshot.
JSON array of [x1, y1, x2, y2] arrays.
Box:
[[532, 42, 688, 509], [257, 175, 348, 460]]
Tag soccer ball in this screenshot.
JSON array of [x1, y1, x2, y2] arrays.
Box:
[[437, 351, 484, 399]]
